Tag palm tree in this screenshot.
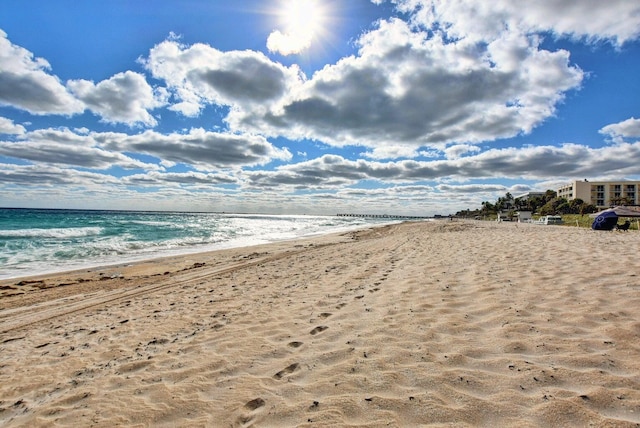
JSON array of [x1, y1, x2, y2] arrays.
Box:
[[481, 201, 495, 216]]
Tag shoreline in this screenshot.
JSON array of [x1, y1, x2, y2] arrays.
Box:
[[0, 222, 377, 310], [2, 220, 640, 426], [0, 217, 400, 282]]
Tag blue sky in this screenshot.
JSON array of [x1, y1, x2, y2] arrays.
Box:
[[1, 0, 639, 215]]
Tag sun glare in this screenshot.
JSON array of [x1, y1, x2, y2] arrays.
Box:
[[267, 0, 328, 55], [282, 0, 324, 40]]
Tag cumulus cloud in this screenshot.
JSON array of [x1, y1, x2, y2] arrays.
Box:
[[139, 12, 590, 157], [0, 116, 25, 135], [390, 0, 640, 45], [267, 30, 312, 56], [122, 170, 237, 187], [0, 126, 291, 172], [68, 71, 167, 127], [94, 128, 292, 170], [444, 144, 481, 159], [364, 145, 423, 160], [0, 163, 119, 186], [0, 128, 159, 170], [143, 39, 303, 117], [0, 30, 84, 115], [437, 183, 507, 193], [229, 18, 583, 153], [600, 117, 640, 141], [244, 142, 640, 189]]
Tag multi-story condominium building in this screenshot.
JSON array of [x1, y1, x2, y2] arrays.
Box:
[[557, 180, 640, 208]]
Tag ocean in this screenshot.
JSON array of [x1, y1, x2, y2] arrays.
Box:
[[0, 208, 395, 280]]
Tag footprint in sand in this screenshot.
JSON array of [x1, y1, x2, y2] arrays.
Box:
[[274, 363, 300, 379], [244, 398, 265, 410], [310, 326, 329, 335], [236, 397, 266, 426]]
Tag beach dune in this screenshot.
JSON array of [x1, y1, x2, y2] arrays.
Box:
[[1, 221, 639, 427]]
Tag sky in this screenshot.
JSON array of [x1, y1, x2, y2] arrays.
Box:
[[1, 0, 639, 216]]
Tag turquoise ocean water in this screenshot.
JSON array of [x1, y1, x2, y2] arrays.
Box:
[[0, 208, 392, 280]]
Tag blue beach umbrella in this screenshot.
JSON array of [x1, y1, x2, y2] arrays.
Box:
[[591, 209, 618, 230], [590, 206, 640, 230]]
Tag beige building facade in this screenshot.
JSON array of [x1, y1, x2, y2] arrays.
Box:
[[557, 180, 640, 208]]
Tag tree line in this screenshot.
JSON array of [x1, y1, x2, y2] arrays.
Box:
[[455, 190, 600, 219]]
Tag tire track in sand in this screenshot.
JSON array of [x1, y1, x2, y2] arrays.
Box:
[[0, 243, 337, 336]]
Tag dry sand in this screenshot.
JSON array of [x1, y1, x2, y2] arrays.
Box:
[[1, 220, 640, 427]]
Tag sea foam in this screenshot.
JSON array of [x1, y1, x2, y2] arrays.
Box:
[[0, 209, 395, 279]]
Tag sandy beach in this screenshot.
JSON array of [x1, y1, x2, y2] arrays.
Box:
[[1, 220, 639, 427]]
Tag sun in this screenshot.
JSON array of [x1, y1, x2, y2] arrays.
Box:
[[281, 0, 324, 40], [267, 0, 328, 55]]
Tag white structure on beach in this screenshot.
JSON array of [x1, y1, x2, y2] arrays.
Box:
[[557, 180, 640, 208], [515, 210, 532, 222], [495, 210, 531, 222]]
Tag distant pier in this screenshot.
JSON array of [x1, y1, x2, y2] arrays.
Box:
[[336, 213, 442, 220]]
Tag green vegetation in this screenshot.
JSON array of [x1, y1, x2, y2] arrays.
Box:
[[559, 214, 597, 228], [561, 214, 639, 230], [455, 190, 598, 221], [456, 191, 639, 230]]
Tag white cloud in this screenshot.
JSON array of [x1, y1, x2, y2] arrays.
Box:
[[364, 145, 422, 160], [244, 141, 640, 189], [137, 9, 610, 157], [600, 117, 640, 141], [0, 30, 84, 115], [3, 137, 640, 214], [68, 71, 167, 127], [227, 18, 582, 152], [122, 170, 237, 187], [0, 163, 119, 186], [94, 128, 292, 170], [0, 128, 159, 170], [391, 0, 640, 45], [1, 126, 292, 172], [0, 116, 25, 135], [267, 30, 312, 56], [444, 144, 481, 159], [437, 183, 507, 193], [143, 39, 303, 117]]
